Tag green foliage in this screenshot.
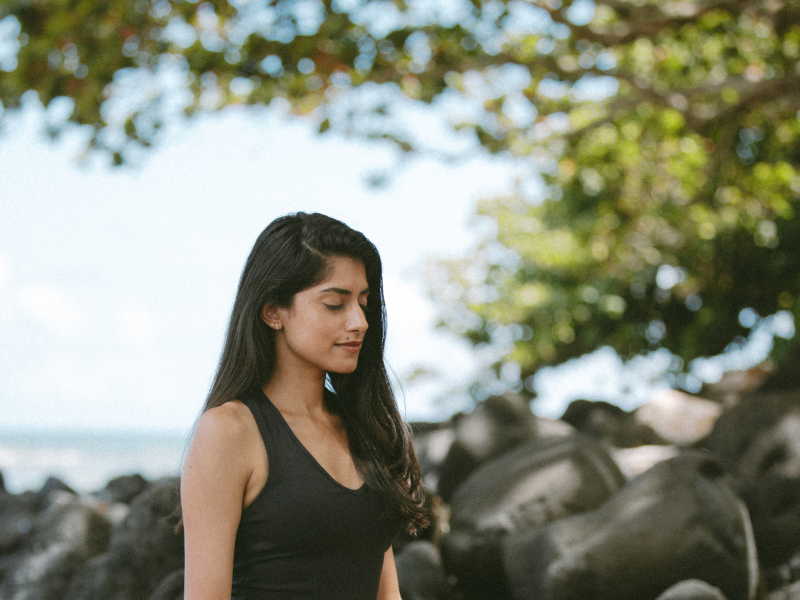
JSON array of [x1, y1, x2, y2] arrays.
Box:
[[2, 0, 799, 391], [422, 0, 800, 391]]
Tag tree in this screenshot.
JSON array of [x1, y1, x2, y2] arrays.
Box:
[[423, 0, 800, 395], [1, 0, 798, 394]]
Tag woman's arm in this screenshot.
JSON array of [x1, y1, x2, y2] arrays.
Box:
[[181, 401, 262, 600], [377, 546, 402, 600]]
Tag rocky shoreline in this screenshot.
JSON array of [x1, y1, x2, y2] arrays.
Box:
[[2, 372, 800, 600]]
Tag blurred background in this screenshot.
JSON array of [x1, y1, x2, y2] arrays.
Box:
[[1, 0, 798, 493]]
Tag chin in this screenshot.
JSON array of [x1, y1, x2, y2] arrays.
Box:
[[329, 362, 359, 375]]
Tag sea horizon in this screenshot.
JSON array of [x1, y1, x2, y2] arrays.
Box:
[[0, 427, 190, 495]]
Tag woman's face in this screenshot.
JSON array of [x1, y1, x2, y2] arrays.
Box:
[[274, 256, 370, 376]]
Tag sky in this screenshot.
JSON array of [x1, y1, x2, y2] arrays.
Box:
[[1, 99, 528, 433]]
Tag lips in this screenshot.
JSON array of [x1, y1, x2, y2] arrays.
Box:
[[336, 341, 362, 353]]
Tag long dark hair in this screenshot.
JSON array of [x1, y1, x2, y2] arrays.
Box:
[[206, 212, 427, 532]]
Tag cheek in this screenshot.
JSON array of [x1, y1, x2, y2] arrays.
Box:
[[286, 310, 336, 342]]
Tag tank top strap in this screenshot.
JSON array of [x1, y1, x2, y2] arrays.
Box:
[[240, 389, 286, 471]]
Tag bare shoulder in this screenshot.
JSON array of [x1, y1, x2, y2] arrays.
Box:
[[204, 399, 261, 438], [199, 400, 255, 435], [187, 401, 261, 469]]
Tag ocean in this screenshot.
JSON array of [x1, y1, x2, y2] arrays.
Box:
[[0, 429, 190, 495]]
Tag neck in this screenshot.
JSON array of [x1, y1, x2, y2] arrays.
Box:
[[262, 361, 327, 417]]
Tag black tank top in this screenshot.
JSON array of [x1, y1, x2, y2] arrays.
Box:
[[231, 389, 402, 599]]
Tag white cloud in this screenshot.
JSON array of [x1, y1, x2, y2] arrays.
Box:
[[0, 254, 10, 288], [46, 355, 109, 401], [118, 304, 158, 348], [17, 283, 85, 336], [0, 255, 9, 326]]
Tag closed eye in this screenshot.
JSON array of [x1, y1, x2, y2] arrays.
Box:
[[325, 304, 344, 311]]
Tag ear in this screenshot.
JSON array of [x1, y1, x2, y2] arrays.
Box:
[[260, 304, 283, 331]]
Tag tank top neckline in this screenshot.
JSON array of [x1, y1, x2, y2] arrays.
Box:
[[257, 389, 368, 495]]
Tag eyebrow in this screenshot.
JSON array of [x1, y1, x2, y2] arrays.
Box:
[[318, 287, 370, 296]]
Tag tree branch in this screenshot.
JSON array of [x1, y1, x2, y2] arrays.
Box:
[[690, 73, 799, 132], [524, 0, 747, 45]]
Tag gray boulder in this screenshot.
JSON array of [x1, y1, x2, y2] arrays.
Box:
[[707, 391, 800, 486], [766, 580, 800, 600], [655, 579, 729, 600], [503, 451, 758, 600], [759, 541, 800, 595], [100, 474, 148, 505], [148, 569, 184, 600], [740, 475, 800, 568], [0, 497, 111, 600], [437, 394, 539, 501], [396, 541, 451, 600], [561, 399, 663, 448], [410, 422, 455, 493], [37, 477, 76, 508], [610, 444, 680, 480], [0, 492, 39, 555], [442, 434, 625, 599], [66, 478, 183, 600], [635, 390, 723, 448]]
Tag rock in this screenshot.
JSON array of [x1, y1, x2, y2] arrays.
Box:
[[757, 347, 800, 394], [92, 500, 131, 529], [560, 398, 663, 448], [761, 550, 800, 595], [61, 554, 106, 597], [0, 498, 111, 600], [441, 434, 625, 599], [66, 478, 183, 600], [148, 569, 184, 600], [740, 475, 800, 568], [0, 492, 39, 555], [610, 444, 681, 479], [437, 394, 538, 501], [37, 477, 76, 503], [707, 391, 800, 486], [0, 554, 15, 585], [700, 368, 770, 406], [635, 389, 723, 447], [411, 423, 455, 494], [396, 541, 451, 600], [535, 416, 575, 439], [655, 579, 729, 599], [100, 474, 148, 504], [503, 451, 758, 600], [766, 580, 800, 600]]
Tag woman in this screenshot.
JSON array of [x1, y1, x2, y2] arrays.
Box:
[[181, 212, 427, 600]]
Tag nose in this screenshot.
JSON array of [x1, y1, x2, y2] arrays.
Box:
[[347, 303, 368, 333]]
